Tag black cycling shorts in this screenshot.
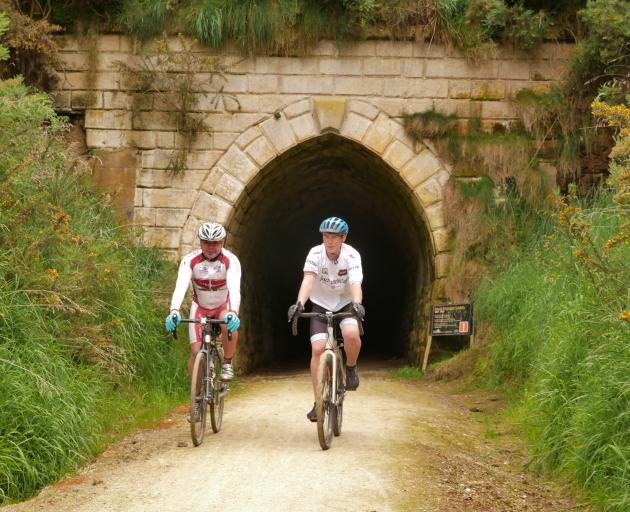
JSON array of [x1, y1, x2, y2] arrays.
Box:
[[309, 302, 358, 341]]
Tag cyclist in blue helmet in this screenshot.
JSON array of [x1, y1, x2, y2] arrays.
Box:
[[288, 216, 365, 422]]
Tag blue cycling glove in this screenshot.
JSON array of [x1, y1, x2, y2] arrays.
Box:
[[225, 312, 240, 333], [165, 311, 181, 332]]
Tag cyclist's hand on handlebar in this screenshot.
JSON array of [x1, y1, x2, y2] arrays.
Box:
[[165, 310, 181, 332], [287, 301, 304, 322], [225, 312, 240, 333], [352, 302, 365, 320]]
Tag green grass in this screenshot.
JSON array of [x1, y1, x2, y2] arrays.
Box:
[[474, 190, 630, 511], [0, 78, 187, 504], [389, 366, 424, 380]]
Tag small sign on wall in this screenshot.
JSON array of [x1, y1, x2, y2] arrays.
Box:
[[430, 303, 474, 336]]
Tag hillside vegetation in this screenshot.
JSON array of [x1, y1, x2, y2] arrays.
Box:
[[0, 78, 187, 504], [469, 94, 630, 510]]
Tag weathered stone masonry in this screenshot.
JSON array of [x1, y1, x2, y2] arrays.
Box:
[[52, 36, 570, 367]]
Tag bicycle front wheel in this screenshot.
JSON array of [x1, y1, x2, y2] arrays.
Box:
[[190, 350, 208, 446], [209, 350, 224, 433], [316, 352, 335, 450], [333, 360, 344, 437]]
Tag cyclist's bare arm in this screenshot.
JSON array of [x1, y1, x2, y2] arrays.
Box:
[[349, 282, 362, 304], [297, 272, 316, 304]]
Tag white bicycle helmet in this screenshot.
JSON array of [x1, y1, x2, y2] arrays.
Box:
[[198, 222, 226, 242]]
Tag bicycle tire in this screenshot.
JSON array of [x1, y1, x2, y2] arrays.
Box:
[[190, 350, 208, 446], [210, 349, 224, 433], [333, 359, 344, 437], [316, 352, 334, 450]]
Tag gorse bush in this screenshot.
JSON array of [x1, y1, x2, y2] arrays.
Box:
[[0, 2, 62, 90], [0, 78, 187, 504]]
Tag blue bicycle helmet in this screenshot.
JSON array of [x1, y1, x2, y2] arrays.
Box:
[[319, 216, 349, 234]]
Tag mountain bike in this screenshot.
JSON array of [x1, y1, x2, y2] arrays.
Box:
[[292, 310, 364, 450], [174, 317, 230, 446]]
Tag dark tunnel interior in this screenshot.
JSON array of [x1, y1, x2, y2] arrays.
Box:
[[231, 134, 435, 370]]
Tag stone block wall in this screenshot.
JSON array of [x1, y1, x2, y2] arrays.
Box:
[[52, 35, 571, 263]]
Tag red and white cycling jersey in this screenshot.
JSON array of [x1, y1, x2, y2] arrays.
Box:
[[303, 243, 363, 312], [169, 248, 241, 314]]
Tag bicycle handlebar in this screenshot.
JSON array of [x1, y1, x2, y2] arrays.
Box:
[[172, 316, 232, 340], [291, 310, 364, 337], [180, 318, 229, 325]]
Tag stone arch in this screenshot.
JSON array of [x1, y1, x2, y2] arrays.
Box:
[[183, 97, 453, 369], [183, 97, 452, 270]]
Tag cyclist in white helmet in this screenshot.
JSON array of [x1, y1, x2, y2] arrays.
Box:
[[165, 222, 242, 399], [288, 216, 365, 422]]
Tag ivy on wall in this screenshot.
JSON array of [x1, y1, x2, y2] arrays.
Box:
[[118, 34, 238, 174]]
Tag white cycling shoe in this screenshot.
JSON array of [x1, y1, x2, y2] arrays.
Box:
[[221, 363, 234, 381]]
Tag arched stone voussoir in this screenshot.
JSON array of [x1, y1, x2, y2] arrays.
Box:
[[431, 227, 451, 254], [214, 145, 259, 185], [259, 113, 298, 153], [414, 177, 444, 210], [360, 113, 404, 156], [435, 252, 453, 279], [190, 191, 233, 225]]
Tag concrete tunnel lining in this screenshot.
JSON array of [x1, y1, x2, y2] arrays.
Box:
[[226, 134, 435, 370]]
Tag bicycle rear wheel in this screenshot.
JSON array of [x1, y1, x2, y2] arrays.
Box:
[[209, 350, 224, 433], [190, 350, 208, 446], [316, 352, 334, 450]]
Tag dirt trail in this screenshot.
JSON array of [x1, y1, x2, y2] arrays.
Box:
[[3, 363, 580, 512]]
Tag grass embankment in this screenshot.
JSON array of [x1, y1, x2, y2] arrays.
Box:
[[0, 79, 187, 504], [474, 189, 629, 510]]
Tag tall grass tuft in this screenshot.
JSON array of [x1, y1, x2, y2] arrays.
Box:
[[0, 78, 187, 504]]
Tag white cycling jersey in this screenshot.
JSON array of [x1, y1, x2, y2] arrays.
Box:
[[303, 243, 363, 312], [169, 248, 241, 313]]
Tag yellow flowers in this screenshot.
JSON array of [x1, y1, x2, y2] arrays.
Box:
[[592, 101, 630, 129], [51, 210, 70, 228], [44, 293, 62, 305], [619, 311, 630, 323], [45, 268, 59, 281]]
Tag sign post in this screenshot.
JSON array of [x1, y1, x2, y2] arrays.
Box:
[[422, 303, 474, 372]]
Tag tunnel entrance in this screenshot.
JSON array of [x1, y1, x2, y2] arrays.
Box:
[[231, 133, 434, 370]]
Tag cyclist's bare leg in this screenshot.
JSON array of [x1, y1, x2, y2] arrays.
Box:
[[310, 339, 326, 396], [188, 341, 202, 393], [340, 322, 361, 367], [218, 310, 238, 360]]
